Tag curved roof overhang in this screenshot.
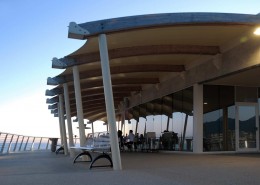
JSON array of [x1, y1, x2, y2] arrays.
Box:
[[46, 12, 260, 122]]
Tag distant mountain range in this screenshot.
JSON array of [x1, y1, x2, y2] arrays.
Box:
[[204, 116, 259, 135]]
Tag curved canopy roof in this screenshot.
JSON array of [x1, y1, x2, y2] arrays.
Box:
[[46, 12, 260, 122]]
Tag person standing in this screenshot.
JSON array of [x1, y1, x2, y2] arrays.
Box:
[[126, 130, 135, 151]]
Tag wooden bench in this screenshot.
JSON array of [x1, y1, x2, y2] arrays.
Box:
[[70, 132, 112, 169]]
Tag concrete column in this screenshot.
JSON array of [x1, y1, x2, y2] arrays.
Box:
[[58, 104, 64, 146], [91, 122, 94, 134], [193, 84, 203, 153], [72, 65, 86, 147], [59, 95, 69, 155], [98, 34, 122, 170], [63, 83, 75, 157]]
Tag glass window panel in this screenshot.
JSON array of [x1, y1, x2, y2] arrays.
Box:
[[204, 85, 219, 113], [219, 86, 234, 107], [236, 86, 257, 102], [227, 105, 235, 151], [153, 115, 161, 138], [161, 115, 169, 133], [173, 90, 184, 144], [172, 112, 183, 138], [146, 115, 154, 133], [203, 109, 223, 151], [137, 117, 146, 135], [203, 85, 235, 151], [238, 105, 257, 149]]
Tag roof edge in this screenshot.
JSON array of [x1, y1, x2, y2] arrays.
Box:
[[68, 12, 260, 39]]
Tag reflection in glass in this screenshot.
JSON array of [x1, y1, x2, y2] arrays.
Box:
[[238, 105, 256, 148], [172, 87, 193, 151], [203, 85, 235, 151], [124, 87, 193, 151], [259, 91, 260, 147], [203, 110, 223, 151], [227, 106, 235, 150]]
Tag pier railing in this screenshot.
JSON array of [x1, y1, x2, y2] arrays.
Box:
[[0, 132, 58, 155]]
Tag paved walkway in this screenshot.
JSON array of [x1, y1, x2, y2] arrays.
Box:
[[1, 151, 260, 185]]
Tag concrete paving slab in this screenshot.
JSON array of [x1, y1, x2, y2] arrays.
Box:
[[0, 151, 260, 185]]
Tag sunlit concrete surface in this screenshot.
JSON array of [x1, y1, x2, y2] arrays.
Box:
[[1, 151, 260, 185]]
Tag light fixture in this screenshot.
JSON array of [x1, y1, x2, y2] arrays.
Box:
[[204, 102, 208, 105], [253, 27, 260, 35]]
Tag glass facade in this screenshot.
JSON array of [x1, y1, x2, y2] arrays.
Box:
[[125, 87, 193, 151], [123, 85, 259, 152], [203, 85, 259, 152], [259, 88, 260, 147], [238, 105, 257, 149], [203, 85, 235, 151]]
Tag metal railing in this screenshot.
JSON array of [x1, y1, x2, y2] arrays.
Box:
[[0, 132, 59, 155]]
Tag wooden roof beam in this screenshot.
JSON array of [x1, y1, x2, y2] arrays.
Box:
[[51, 64, 184, 84], [53, 45, 219, 69]]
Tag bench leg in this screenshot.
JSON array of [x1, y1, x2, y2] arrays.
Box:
[[55, 146, 64, 154], [89, 153, 113, 169], [73, 151, 92, 163]]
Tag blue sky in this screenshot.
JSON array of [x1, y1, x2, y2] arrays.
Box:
[[0, 0, 259, 137]]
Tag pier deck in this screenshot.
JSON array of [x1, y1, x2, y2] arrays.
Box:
[[1, 151, 260, 185]]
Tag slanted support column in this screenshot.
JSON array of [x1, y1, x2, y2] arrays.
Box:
[[193, 84, 203, 153], [72, 66, 86, 147], [58, 104, 64, 147], [98, 34, 122, 170], [63, 83, 75, 157], [59, 95, 69, 155]]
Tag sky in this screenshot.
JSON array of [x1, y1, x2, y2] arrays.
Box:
[[0, 0, 259, 138]]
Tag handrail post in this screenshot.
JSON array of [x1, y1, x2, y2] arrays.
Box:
[[38, 137, 42, 150], [24, 137, 29, 151], [46, 138, 50, 150], [1, 134, 8, 154], [7, 135, 14, 153], [31, 137, 35, 151], [13, 135, 20, 152], [19, 136, 25, 151]]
